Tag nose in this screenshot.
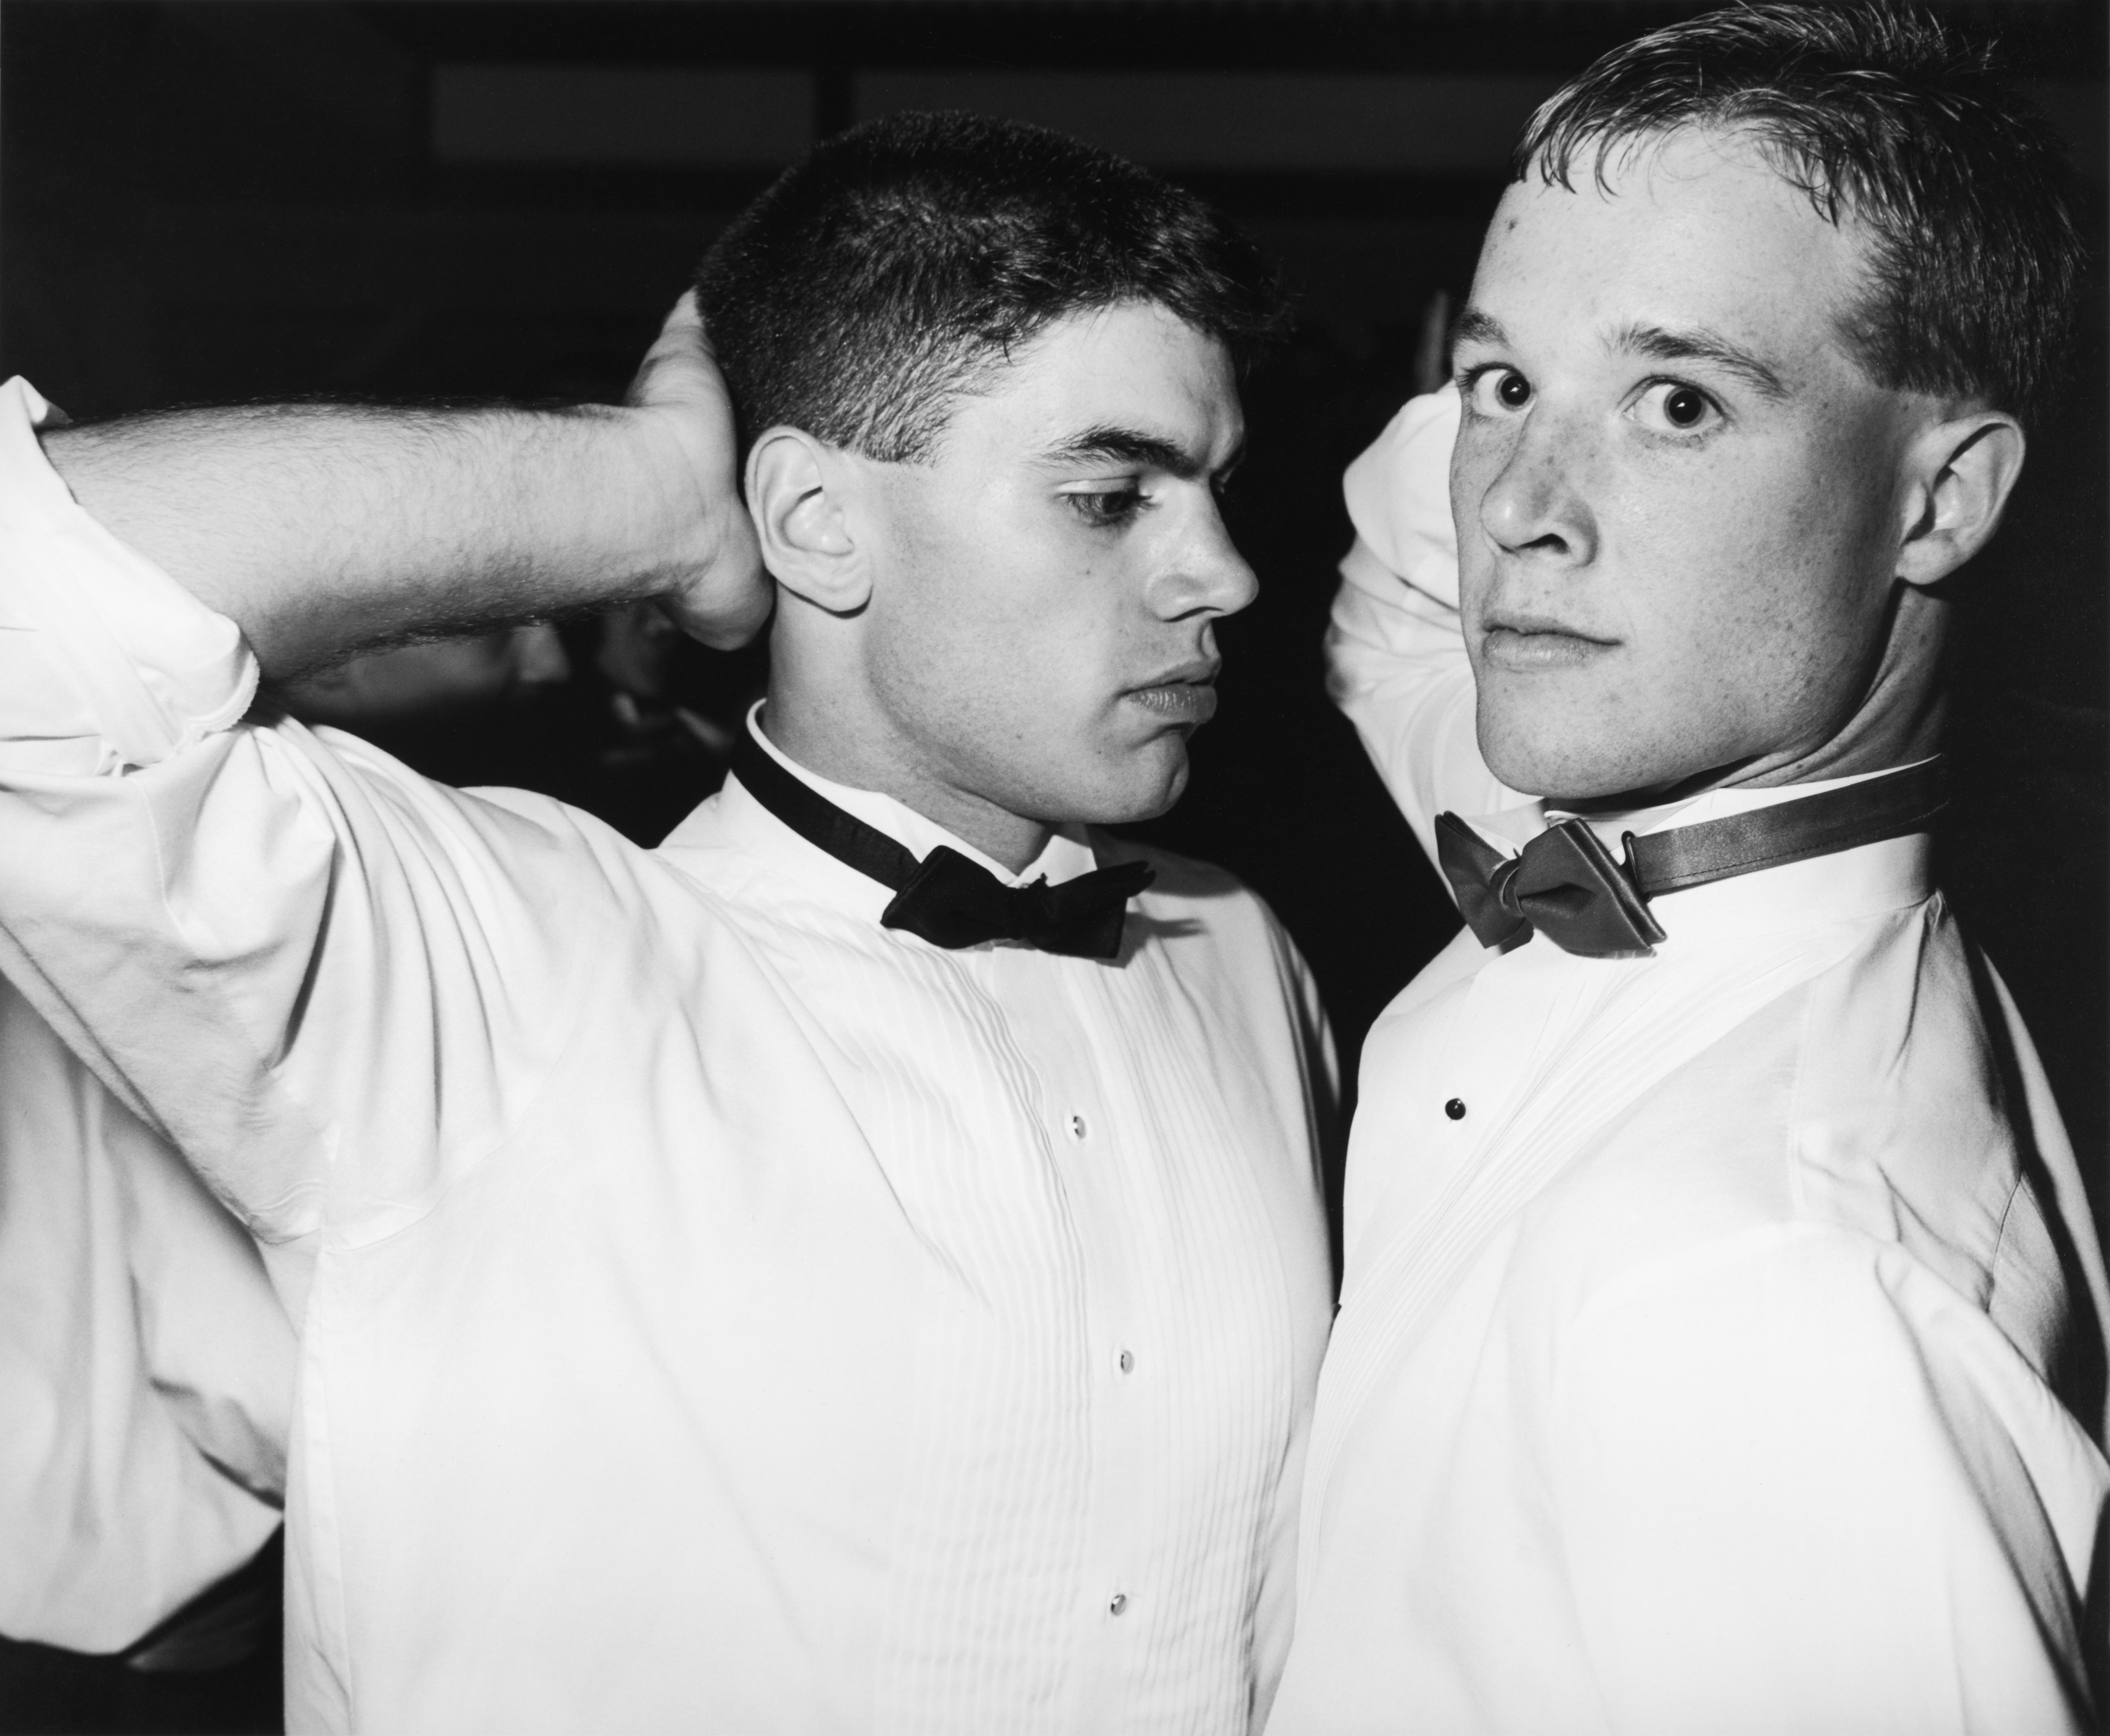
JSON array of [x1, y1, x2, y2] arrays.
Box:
[[1475, 413, 1597, 566], [1152, 493, 1259, 622], [508, 622, 573, 689]]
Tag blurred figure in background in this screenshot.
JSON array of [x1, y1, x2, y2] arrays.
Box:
[[276, 613, 758, 845], [278, 621, 574, 736]]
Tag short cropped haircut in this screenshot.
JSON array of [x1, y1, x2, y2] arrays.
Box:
[[1515, 2, 2083, 429], [695, 110, 1289, 463]]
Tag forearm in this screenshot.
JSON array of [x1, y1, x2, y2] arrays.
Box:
[[41, 400, 711, 677]]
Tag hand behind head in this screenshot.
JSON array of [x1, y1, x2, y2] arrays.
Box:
[[625, 292, 772, 651]]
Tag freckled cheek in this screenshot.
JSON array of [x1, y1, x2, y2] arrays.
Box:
[[1619, 428, 1823, 575], [1615, 508, 1872, 740]]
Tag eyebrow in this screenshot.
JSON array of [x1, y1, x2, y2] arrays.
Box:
[[1039, 424, 1242, 480], [1449, 306, 1508, 352], [1607, 322, 1791, 401]]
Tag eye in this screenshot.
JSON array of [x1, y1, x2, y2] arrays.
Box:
[[1462, 366, 1532, 416], [1064, 484, 1146, 528], [1630, 380, 1722, 436]]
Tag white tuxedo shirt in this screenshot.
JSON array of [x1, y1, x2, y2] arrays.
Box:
[[0, 971, 290, 1651], [1268, 388, 2110, 1734], [0, 378, 1335, 1735]]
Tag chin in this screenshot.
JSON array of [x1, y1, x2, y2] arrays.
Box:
[[1035, 741, 1189, 827], [1121, 740, 1191, 821], [1480, 711, 1650, 806], [1478, 706, 1567, 800]]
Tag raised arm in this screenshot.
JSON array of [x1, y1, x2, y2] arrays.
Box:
[[40, 295, 767, 675], [0, 297, 762, 1255], [1325, 384, 1522, 872]]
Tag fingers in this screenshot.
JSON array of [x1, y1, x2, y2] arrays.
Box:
[[623, 288, 769, 648], [649, 289, 707, 366], [664, 287, 702, 334], [626, 290, 717, 411], [660, 523, 774, 651]]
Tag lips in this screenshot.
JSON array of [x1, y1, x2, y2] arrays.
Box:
[[1478, 614, 1617, 673], [1125, 663, 1221, 725]]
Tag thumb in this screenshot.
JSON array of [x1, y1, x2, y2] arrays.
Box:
[[626, 290, 728, 414]]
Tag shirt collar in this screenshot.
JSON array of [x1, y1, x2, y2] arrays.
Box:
[[662, 704, 1101, 920], [1463, 759, 1939, 942]]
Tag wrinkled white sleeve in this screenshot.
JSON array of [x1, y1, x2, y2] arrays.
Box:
[[1553, 1228, 2107, 1734], [0, 376, 619, 1255], [0, 972, 291, 1652], [1326, 383, 1522, 874]]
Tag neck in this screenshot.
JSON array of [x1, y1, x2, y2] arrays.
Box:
[[761, 673, 1054, 875], [1721, 693, 1945, 791], [1567, 704, 1945, 818]]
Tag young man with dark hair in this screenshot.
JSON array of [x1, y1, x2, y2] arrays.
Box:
[[1272, 7, 2108, 1730], [0, 112, 1333, 1734]]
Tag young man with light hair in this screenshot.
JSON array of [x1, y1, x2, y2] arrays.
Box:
[[1270, 7, 2108, 1731], [0, 113, 1334, 1734]]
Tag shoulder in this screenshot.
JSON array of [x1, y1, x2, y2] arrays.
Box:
[[1097, 831, 1291, 957], [1096, 831, 1323, 1026], [191, 716, 652, 921], [296, 722, 742, 953], [1095, 831, 1266, 933], [1092, 829, 1247, 902]]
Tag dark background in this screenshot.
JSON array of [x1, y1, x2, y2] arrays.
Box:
[[0, 8, 2103, 1722]]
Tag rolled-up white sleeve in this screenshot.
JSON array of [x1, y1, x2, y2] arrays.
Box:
[[0, 378, 257, 779], [1325, 383, 1521, 870], [0, 376, 610, 1251]]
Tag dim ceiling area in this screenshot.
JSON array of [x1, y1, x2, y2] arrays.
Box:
[[1, 0, 2103, 416]]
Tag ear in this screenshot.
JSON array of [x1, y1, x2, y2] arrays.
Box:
[[745, 427, 871, 614], [1895, 409, 2026, 590]]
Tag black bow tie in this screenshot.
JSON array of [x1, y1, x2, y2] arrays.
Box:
[[1435, 759, 1947, 959], [731, 728, 1154, 959]]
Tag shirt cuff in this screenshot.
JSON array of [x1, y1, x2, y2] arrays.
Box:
[[0, 377, 258, 775]]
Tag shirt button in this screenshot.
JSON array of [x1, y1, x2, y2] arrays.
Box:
[[1444, 1098, 1467, 1121], [1067, 1113, 1088, 1141], [1117, 1348, 1134, 1374], [1108, 1592, 1128, 1616]]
